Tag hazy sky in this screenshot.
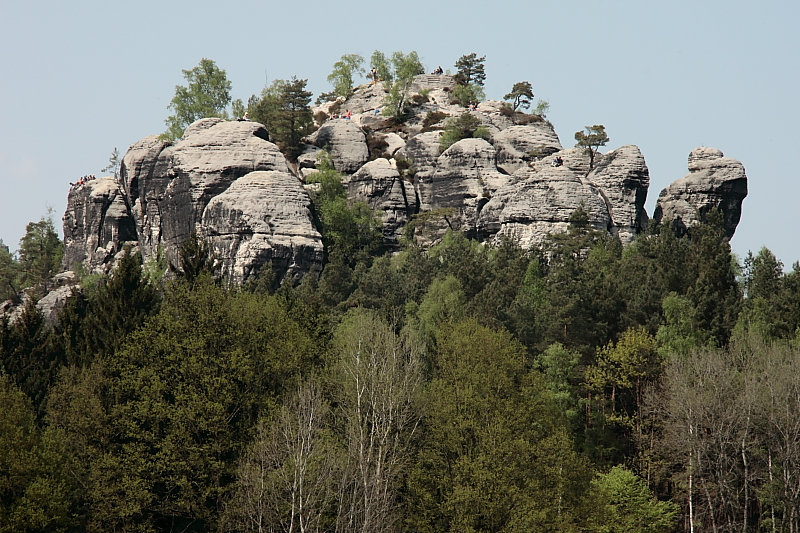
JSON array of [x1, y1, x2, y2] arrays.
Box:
[[1, 0, 798, 267]]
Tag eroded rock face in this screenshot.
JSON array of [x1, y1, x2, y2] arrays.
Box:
[[306, 120, 369, 173], [199, 171, 323, 285], [121, 118, 290, 265], [478, 165, 610, 248], [653, 147, 747, 238], [62, 176, 137, 273], [493, 123, 563, 175], [586, 145, 650, 244], [348, 159, 414, 246]]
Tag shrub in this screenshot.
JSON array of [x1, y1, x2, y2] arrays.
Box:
[[421, 111, 448, 132], [439, 112, 491, 151]]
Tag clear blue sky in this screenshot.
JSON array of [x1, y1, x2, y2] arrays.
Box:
[[1, 0, 798, 268]]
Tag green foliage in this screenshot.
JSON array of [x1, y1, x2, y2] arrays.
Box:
[[369, 50, 393, 84], [0, 376, 76, 532], [449, 82, 485, 107], [453, 52, 486, 86], [17, 212, 63, 292], [534, 98, 550, 117], [438, 111, 491, 151], [100, 147, 121, 178], [381, 51, 425, 120], [307, 152, 383, 267], [0, 240, 19, 302], [574, 125, 609, 169], [246, 77, 315, 160], [327, 53, 365, 98], [504, 81, 534, 111], [163, 58, 232, 141], [587, 466, 678, 533], [406, 319, 593, 532], [170, 230, 222, 287]]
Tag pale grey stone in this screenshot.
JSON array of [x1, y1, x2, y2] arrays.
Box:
[[653, 147, 747, 237], [199, 171, 323, 285]]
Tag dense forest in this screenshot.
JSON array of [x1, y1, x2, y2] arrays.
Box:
[[1, 53, 799, 533], [2, 196, 800, 533]]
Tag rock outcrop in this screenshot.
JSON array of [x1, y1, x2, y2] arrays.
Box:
[[478, 163, 610, 248], [56, 80, 749, 293], [62, 176, 137, 273], [348, 159, 414, 246], [306, 120, 369, 173], [653, 147, 748, 238], [199, 171, 323, 285], [586, 145, 650, 244]]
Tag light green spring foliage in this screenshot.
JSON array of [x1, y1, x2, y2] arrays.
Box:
[[369, 50, 393, 85], [656, 292, 705, 358], [381, 50, 425, 120], [162, 58, 232, 141], [450, 82, 485, 107], [439, 111, 491, 151], [535, 98, 551, 117], [327, 54, 365, 98], [587, 466, 678, 533]]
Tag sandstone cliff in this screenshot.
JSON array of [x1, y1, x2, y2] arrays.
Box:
[[58, 75, 748, 286]]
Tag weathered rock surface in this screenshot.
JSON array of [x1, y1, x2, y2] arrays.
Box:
[[653, 147, 747, 237], [348, 159, 414, 245], [586, 145, 650, 244], [493, 123, 563, 175], [478, 165, 611, 248], [121, 118, 290, 265], [199, 171, 323, 285], [62, 176, 137, 273], [306, 120, 369, 173]]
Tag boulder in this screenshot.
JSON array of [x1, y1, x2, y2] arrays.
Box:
[[493, 123, 563, 175], [653, 147, 747, 238], [478, 166, 611, 248], [120, 118, 290, 265], [61, 176, 137, 273], [416, 138, 508, 238], [586, 145, 650, 244], [348, 159, 414, 246], [199, 171, 323, 285], [306, 119, 369, 173]]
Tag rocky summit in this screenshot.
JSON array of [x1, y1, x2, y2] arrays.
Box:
[[60, 75, 748, 284]]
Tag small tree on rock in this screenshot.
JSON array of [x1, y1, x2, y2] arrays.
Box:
[[574, 124, 609, 170], [327, 54, 365, 99], [454, 53, 486, 87], [504, 81, 534, 111]]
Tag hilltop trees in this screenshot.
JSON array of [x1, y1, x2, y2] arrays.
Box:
[[382, 51, 425, 120], [17, 213, 63, 292], [327, 54, 365, 99], [575, 125, 609, 169], [452, 53, 487, 106], [504, 81, 534, 111], [163, 58, 232, 141]]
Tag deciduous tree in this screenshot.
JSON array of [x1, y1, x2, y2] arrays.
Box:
[[163, 58, 232, 141]]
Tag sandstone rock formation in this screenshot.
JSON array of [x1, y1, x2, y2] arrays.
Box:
[[56, 80, 748, 294], [62, 176, 137, 273], [653, 147, 748, 238], [77, 118, 324, 284], [306, 120, 369, 173], [586, 145, 650, 244], [348, 159, 414, 246], [199, 171, 323, 285], [478, 164, 610, 248]]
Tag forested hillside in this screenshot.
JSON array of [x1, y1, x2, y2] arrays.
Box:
[[1, 53, 799, 533], [2, 205, 800, 532]]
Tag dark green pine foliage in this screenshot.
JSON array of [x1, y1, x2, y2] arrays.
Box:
[[685, 209, 742, 346], [171, 230, 222, 287], [59, 247, 160, 366], [0, 300, 62, 415], [271, 77, 315, 161], [17, 215, 63, 293]]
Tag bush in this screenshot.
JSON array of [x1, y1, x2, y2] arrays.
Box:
[[421, 111, 448, 132], [439, 112, 491, 151]]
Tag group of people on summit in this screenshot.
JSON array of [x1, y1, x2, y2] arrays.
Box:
[[70, 174, 96, 188]]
